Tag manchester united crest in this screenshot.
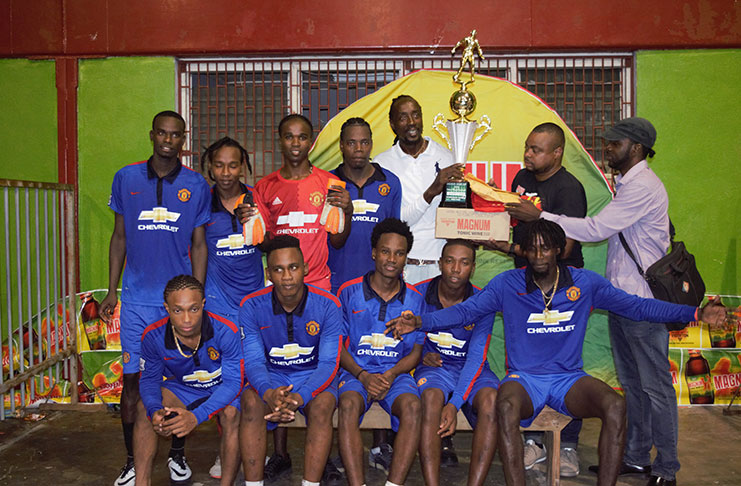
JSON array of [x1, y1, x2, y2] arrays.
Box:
[[417, 377, 427, 386], [177, 188, 191, 202], [306, 320, 320, 336], [566, 286, 581, 301], [208, 347, 220, 361], [309, 191, 323, 207], [378, 183, 391, 196]]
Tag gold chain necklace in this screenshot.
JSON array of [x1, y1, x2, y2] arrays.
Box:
[[173, 327, 201, 358], [534, 266, 560, 312]]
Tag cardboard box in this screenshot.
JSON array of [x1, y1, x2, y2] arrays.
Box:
[[435, 207, 510, 240]]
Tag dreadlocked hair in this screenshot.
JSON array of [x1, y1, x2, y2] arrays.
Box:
[[201, 136, 252, 175], [163, 275, 204, 302], [523, 219, 566, 258]]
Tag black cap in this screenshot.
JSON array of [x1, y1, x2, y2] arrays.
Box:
[[602, 117, 657, 158]]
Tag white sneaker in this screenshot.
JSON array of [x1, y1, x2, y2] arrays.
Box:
[[560, 447, 580, 477], [113, 460, 135, 486], [523, 439, 547, 470], [167, 455, 192, 485], [209, 455, 221, 479]]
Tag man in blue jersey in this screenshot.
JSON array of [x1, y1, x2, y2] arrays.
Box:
[[100, 111, 211, 486], [134, 275, 243, 486], [328, 117, 402, 294], [336, 218, 423, 486], [202, 137, 264, 320], [239, 235, 342, 486], [386, 220, 726, 486], [414, 240, 499, 486]]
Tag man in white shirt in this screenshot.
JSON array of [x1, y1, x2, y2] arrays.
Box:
[[374, 95, 463, 284]]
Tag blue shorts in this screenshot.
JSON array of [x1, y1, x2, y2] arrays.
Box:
[[162, 379, 241, 411], [256, 369, 339, 431], [120, 303, 168, 374], [338, 370, 419, 432], [415, 365, 499, 428], [501, 370, 588, 427]]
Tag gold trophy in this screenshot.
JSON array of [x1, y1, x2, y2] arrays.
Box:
[[433, 29, 492, 207]]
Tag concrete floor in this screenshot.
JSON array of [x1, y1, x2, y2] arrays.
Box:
[[0, 407, 739, 485]]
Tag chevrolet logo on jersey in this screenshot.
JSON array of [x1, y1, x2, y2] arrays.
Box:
[[183, 368, 222, 387], [427, 332, 466, 349], [269, 343, 315, 360], [359, 333, 400, 350], [526, 310, 576, 334], [352, 199, 380, 215], [139, 207, 181, 223], [277, 211, 318, 227], [216, 234, 247, 249]]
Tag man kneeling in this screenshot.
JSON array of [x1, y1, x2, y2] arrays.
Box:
[[239, 235, 342, 486], [134, 275, 244, 486], [386, 220, 725, 486], [337, 218, 424, 486]]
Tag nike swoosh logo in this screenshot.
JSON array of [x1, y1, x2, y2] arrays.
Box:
[[170, 466, 189, 477], [207, 221, 216, 226], [352, 309, 365, 314], [259, 325, 272, 330], [163, 357, 175, 360], [130, 191, 141, 195]]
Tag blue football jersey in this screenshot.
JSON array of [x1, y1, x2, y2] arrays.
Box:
[[204, 184, 264, 316], [338, 272, 424, 374], [109, 159, 211, 306], [415, 276, 496, 409], [421, 265, 699, 375], [139, 311, 244, 424], [239, 285, 342, 406], [328, 164, 401, 293]]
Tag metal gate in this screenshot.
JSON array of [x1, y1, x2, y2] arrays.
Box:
[[0, 179, 78, 419]]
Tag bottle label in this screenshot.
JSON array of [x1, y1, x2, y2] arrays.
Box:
[[443, 182, 468, 204], [686, 373, 713, 400]]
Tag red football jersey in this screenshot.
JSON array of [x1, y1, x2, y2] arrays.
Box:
[[254, 167, 335, 290]]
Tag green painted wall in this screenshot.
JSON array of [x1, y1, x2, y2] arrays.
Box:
[[77, 57, 176, 290], [0, 59, 58, 183], [637, 49, 741, 296]]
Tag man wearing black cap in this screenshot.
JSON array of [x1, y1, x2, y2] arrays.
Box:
[[507, 117, 679, 486]]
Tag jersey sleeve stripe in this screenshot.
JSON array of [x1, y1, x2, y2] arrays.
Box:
[[337, 276, 364, 297], [127, 160, 148, 167], [141, 316, 170, 341], [312, 336, 342, 399], [462, 334, 492, 401], [307, 285, 341, 307], [240, 286, 273, 306], [207, 311, 239, 333]]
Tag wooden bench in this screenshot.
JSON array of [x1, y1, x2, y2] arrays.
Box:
[[282, 403, 571, 486]]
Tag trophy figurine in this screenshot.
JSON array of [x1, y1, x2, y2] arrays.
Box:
[[433, 29, 492, 207]]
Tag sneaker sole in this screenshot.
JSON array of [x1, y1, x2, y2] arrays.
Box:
[[561, 469, 580, 478], [524, 455, 547, 471]]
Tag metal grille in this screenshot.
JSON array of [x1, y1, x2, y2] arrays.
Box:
[[0, 180, 78, 419], [178, 54, 632, 181]]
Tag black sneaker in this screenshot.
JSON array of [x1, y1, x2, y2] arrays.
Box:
[[440, 436, 459, 468], [330, 455, 345, 474], [321, 458, 344, 486], [264, 453, 292, 482], [167, 454, 192, 486], [113, 458, 135, 486], [368, 443, 393, 473]]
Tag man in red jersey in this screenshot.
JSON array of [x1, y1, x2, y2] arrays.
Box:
[[239, 114, 353, 292]]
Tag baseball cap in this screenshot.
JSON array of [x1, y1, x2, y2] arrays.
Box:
[[602, 117, 657, 157]]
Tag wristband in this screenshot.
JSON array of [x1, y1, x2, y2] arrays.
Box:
[[354, 369, 366, 379], [507, 244, 517, 257]]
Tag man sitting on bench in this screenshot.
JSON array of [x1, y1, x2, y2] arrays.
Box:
[[414, 239, 499, 486], [336, 218, 424, 486], [386, 219, 726, 486], [239, 235, 343, 486]]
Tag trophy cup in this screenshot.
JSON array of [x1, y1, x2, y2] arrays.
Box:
[[433, 29, 492, 208]]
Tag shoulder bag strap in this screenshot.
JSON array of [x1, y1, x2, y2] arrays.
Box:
[[618, 232, 646, 278]]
